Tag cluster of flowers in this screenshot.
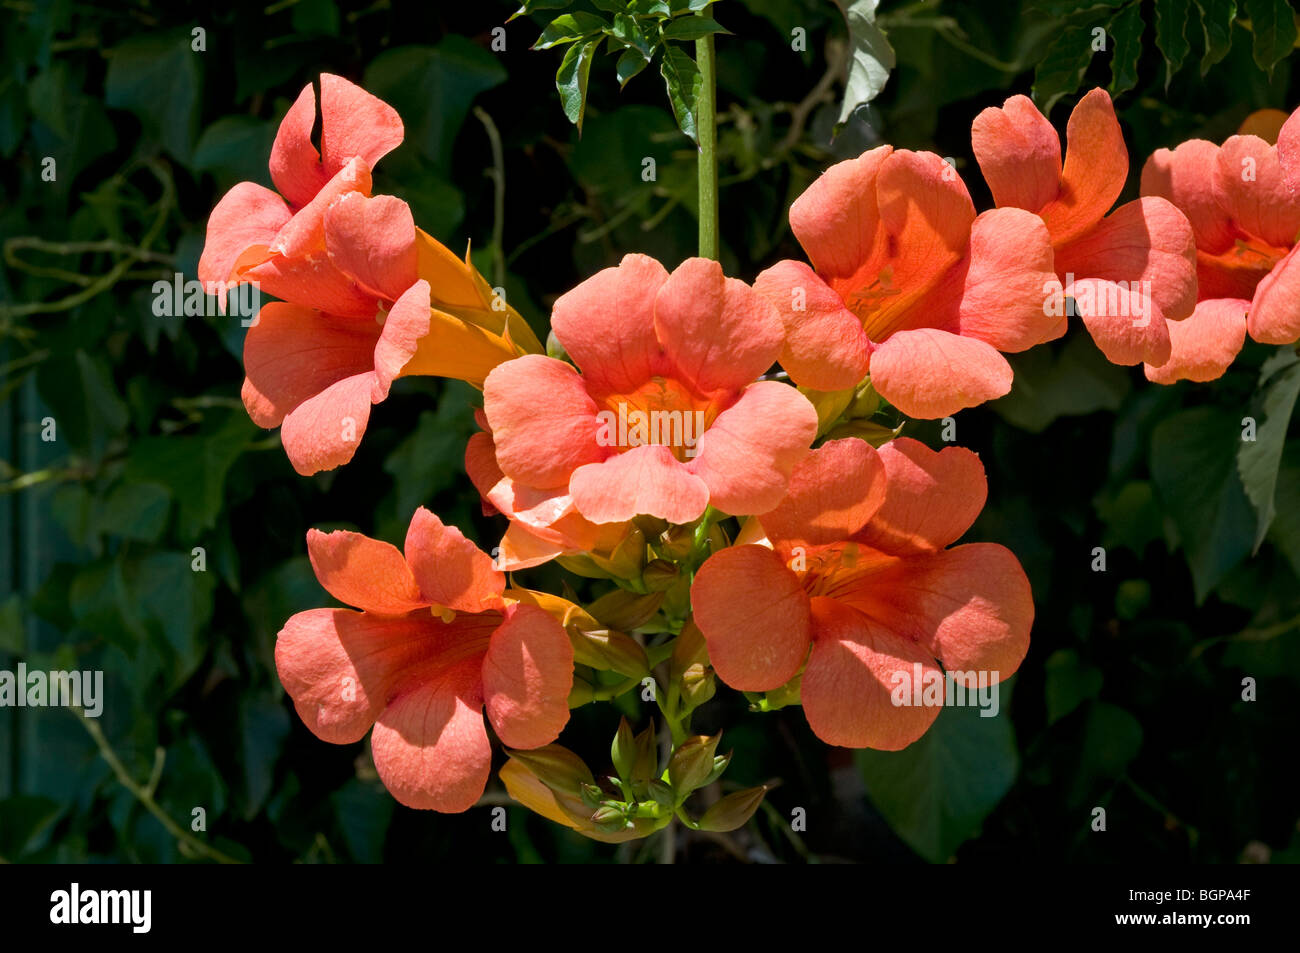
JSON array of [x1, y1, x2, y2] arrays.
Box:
[[201, 75, 1300, 823]]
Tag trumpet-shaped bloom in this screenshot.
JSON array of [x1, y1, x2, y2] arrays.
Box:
[[198, 75, 407, 317], [691, 438, 1033, 750], [465, 415, 632, 570], [972, 88, 1198, 368], [1139, 105, 1300, 381], [202, 76, 535, 475], [274, 507, 573, 812], [753, 147, 1063, 419], [482, 255, 819, 528]]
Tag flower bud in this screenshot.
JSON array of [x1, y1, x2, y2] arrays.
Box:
[[668, 733, 721, 796], [696, 785, 769, 833], [611, 717, 637, 781], [641, 559, 679, 592], [587, 588, 663, 630]]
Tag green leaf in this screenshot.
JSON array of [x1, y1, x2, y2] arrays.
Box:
[[192, 116, 276, 191], [616, 48, 651, 86], [118, 552, 216, 692], [837, 0, 896, 128], [96, 481, 171, 543], [104, 29, 201, 162], [609, 12, 656, 58], [363, 39, 506, 171], [1154, 0, 1192, 85], [1034, 17, 1106, 113], [1244, 0, 1298, 74], [1044, 650, 1103, 724], [557, 38, 600, 133], [1194, 0, 1238, 73], [662, 16, 730, 41], [535, 12, 609, 50], [856, 701, 1019, 862], [125, 410, 255, 539], [36, 350, 129, 459], [1109, 1, 1146, 95], [508, 0, 572, 22], [660, 43, 703, 142], [1267, 441, 1300, 577], [1150, 405, 1257, 602], [1238, 350, 1300, 551], [993, 334, 1131, 433], [1071, 702, 1142, 802]]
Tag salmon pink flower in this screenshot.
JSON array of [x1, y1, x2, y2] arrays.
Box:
[[972, 88, 1198, 368], [198, 74, 407, 317], [753, 148, 1063, 419], [465, 414, 632, 570], [481, 255, 819, 528], [200, 76, 539, 475], [1138, 106, 1300, 382], [274, 507, 574, 811], [690, 437, 1033, 750]]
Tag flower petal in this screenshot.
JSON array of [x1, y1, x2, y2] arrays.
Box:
[[1053, 197, 1198, 322], [687, 381, 818, 516], [550, 253, 669, 394], [970, 93, 1063, 213], [318, 73, 404, 185], [197, 182, 291, 287], [801, 596, 942, 750], [853, 437, 987, 555], [279, 372, 375, 476], [482, 604, 574, 749], [756, 438, 886, 547], [836, 544, 1033, 682], [951, 207, 1065, 351], [690, 544, 812, 691], [275, 608, 432, 743], [789, 145, 892, 279], [753, 259, 870, 391], [1145, 298, 1249, 384], [403, 506, 504, 613], [1277, 105, 1300, 194], [1213, 134, 1300, 250], [654, 258, 786, 393], [1140, 140, 1237, 254], [372, 280, 431, 399], [241, 304, 380, 430], [305, 528, 425, 615], [569, 444, 710, 524], [1069, 277, 1172, 366], [269, 76, 403, 209], [868, 328, 1013, 419], [1248, 243, 1300, 344], [324, 193, 418, 302], [370, 645, 492, 812], [483, 355, 605, 489], [1039, 87, 1128, 246]]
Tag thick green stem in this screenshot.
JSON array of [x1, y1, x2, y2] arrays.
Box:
[[695, 32, 719, 260]]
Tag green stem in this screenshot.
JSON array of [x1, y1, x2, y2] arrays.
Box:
[[695, 32, 719, 260]]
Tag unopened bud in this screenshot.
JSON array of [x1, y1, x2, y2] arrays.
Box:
[[697, 785, 769, 832], [641, 559, 679, 592], [668, 733, 721, 795]]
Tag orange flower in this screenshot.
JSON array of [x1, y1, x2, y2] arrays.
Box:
[[753, 148, 1062, 419], [274, 507, 573, 811], [200, 75, 539, 475], [1138, 106, 1300, 382], [972, 88, 1198, 368], [480, 255, 818, 532], [690, 438, 1032, 750]]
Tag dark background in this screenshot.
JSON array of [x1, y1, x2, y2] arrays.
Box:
[[1, 0, 1297, 863]]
